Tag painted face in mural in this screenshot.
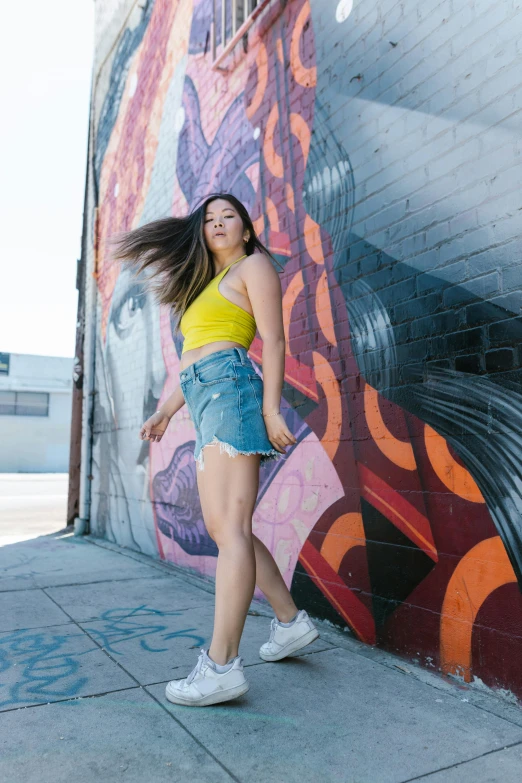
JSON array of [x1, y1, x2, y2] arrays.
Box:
[[203, 199, 248, 258], [97, 265, 166, 555]]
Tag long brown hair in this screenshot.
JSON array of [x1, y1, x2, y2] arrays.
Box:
[[110, 192, 283, 336]]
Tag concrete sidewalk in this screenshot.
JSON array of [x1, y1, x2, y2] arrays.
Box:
[[0, 530, 521, 783]]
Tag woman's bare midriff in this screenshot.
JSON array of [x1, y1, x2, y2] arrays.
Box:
[[179, 340, 246, 372]]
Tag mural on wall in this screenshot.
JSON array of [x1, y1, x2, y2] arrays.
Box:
[[90, 0, 522, 698]]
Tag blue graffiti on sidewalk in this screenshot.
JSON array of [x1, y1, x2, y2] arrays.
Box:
[[85, 605, 206, 654], [0, 606, 206, 709]]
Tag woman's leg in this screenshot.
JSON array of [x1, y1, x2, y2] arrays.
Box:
[[196, 448, 300, 665], [196, 446, 260, 666], [251, 534, 299, 623]]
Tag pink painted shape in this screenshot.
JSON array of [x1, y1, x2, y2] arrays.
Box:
[[151, 310, 344, 595]]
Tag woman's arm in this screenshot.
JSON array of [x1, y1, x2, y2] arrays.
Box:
[[259, 334, 286, 415], [139, 385, 186, 442], [158, 385, 186, 419], [243, 253, 296, 454]]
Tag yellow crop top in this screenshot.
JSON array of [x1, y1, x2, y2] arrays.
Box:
[[179, 255, 257, 354]]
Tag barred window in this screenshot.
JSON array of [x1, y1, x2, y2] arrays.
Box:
[[211, 0, 270, 70], [0, 391, 49, 417]]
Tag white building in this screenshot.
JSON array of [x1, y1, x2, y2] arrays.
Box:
[[0, 352, 73, 472]]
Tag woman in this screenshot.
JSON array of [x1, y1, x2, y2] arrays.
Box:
[[112, 192, 319, 707]]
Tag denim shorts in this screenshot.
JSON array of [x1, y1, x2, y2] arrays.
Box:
[[179, 346, 281, 471]]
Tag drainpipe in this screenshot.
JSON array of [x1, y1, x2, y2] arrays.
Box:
[[74, 0, 145, 535], [74, 72, 97, 537], [68, 74, 93, 527]]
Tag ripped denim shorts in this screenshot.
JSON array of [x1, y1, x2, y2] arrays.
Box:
[[179, 346, 282, 472]]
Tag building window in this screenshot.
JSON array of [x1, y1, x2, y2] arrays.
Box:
[[211, 0, 271, 70], [0, 391, 49, 417]]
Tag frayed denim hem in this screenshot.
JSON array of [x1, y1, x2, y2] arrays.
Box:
[[195, 436, 281, 472]]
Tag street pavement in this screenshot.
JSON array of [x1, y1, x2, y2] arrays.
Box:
[[0, 473, 69, 546], [0, 491, 521, 781]]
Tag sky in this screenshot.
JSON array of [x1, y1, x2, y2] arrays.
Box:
[[0, 1, 95, 359]]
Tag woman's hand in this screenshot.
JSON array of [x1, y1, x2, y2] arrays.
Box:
[[264, 413, 297, 454], [139, 411, 171, 443]]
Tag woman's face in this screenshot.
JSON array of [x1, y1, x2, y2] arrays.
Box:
[[203, 199, 246, 255]]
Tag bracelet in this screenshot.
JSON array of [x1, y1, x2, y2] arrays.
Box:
[[263, 411, 281, 418]]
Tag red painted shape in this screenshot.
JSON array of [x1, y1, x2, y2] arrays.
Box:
[[268, 229, 292, 255], [298, 538, 376, 644], [248, 337, 319, 401], [359, 464, 438, 562]]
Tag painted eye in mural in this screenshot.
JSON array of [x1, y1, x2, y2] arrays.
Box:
[[113, 284, 146, 336]]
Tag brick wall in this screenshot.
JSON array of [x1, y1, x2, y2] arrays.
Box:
[[81, 0, 522, 699]]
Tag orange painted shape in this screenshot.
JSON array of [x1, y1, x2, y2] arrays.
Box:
[[265, 195, 280, 233], [364, 383, 416, 471], [440, 536, 517, 681], [276, 37, 284, 64], [285, 182, 295, 213], [290, 1, 317, 88], [424, 424, 485, 503], [252, 213, 265, 237], [282, 270, 305, 355], [359, 464, 438, 561], [245, 42, 268, 120], [264, 103, 284, 178], [290, 112, 311, 165], [320, 512, 365, 573], [304, 214, 324, 264], [313, 351, 342, 461], [316, 270, 337, 347]]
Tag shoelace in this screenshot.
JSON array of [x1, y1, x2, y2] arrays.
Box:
[[268, 618, 279, 644], [269, 612, 302, 644], [186, 649, 207, 685]]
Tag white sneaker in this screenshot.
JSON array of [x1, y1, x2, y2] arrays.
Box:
[[165, 648, 249, 707], [259, 609, 319, 661]]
